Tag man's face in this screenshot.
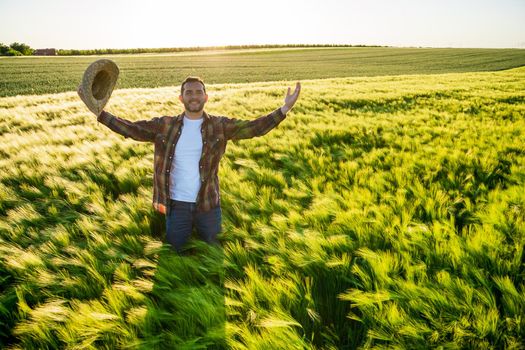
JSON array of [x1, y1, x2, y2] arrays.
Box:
[[179, 81, 208, 113]]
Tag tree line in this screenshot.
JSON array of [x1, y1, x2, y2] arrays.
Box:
[[56, 44, 382, 55], [1, 42, 385, 57], [0, 42, 34, 56]]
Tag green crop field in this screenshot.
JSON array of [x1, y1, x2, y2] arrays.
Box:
[[0, 62, 524, 349], [1, 47, 525, 97]]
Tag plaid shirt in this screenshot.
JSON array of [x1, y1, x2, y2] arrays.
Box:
[[97, 108, 286, 215]]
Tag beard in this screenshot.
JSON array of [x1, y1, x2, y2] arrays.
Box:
[[183, 99, 206, 113]]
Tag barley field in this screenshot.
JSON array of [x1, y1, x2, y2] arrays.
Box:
[[0, 64, 524, 349], [1, 47, 525, 97]]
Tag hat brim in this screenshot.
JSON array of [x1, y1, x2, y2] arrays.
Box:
[[78, 59, 119, 116]]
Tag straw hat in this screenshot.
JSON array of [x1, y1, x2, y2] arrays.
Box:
[[77, 59, 119, 116]]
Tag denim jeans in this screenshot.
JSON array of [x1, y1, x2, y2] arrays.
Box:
[[165, 199, 222, 252]]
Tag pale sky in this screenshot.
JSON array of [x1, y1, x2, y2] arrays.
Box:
[[0, 0, 524, 49]]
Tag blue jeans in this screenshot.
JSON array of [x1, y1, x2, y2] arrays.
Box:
[[166, 200, 222, 252]]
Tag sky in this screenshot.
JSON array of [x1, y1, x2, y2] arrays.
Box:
[[0, 0, 524, 50]]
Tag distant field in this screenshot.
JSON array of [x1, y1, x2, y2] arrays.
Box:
[[0, 47, 524, 97], [0, 68, 524, 349]]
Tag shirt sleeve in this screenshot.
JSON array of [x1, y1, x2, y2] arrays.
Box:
[[221, 108, 287, 141], [97, 110, 163, 142]]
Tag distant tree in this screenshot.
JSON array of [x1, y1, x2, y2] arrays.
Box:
[[0, 43, 22, 56], [0, 43, 9, 55], [9, 42, 34, 55]]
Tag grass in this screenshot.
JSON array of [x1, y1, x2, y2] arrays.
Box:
[[0, 47, 524, 97], [0, 67, 524, 349]]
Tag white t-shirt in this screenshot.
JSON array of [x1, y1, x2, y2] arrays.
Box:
[[169, 116, 204, 202]]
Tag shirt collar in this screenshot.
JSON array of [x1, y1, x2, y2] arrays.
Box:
[[176, 110, 209, 122]]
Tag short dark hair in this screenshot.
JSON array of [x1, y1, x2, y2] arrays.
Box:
[[181, 76, 206, 95]]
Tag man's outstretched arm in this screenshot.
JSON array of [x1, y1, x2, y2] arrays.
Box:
[[78, 82, 163, 143], [223, 82, 301, 141], [96, 110, 163, 143]]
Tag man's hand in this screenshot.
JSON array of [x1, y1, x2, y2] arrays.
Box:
[[280, 82, 301, 115]]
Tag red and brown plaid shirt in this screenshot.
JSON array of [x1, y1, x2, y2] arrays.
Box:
[[97, 108, 286, 215]]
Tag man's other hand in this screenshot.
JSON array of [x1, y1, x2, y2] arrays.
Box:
[[281, 82, 301, 115]]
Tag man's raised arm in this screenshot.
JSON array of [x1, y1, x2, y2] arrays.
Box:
[[96, 110, 163, 143], [223, 82, 301, 141]]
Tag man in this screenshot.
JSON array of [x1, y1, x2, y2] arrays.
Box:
[[95, 77, 301, 251]]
